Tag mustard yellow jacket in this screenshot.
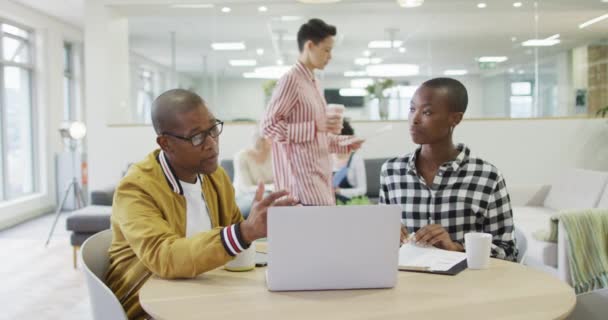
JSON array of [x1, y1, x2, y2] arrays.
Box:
[[106, 150, 247, 320]]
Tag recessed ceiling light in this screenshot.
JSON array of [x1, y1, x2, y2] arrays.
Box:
[[297, 0, 342, 3], [221, 7, 231, 13], [243, 65, 291, 79], [366, 64, 419, 77], [355, 57, 383, 66], [444, 69, 468, 76], [344, 70, 368, 77], [511, 36, 517, 42], [272, 34, 297, 41], [508, 68, 515, 73], [339, 88, 367, 97], [258, 6, 268, 12], [518, 70, 525, 74], [229, 59, 257, 67], [478, 56, 508, 63], [363, 50, 372, 57], [368, 40, 403, 49], [397, 0, 424, 8], [169, 4, 214, 9], [522, 39, 560, 46], [279, 16, 302, 22], [399, 47, 406, 53], [477, 3, 487, 8], [513, 2, 522, 8], [211, 42, 245, 50], [579, 13, 608, 29], [522, 34, 560, 46], [256, 48, 264, 55], [276, 59, 284, 65]]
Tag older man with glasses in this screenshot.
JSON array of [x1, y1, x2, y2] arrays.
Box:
[[105, 89, 297, 320]]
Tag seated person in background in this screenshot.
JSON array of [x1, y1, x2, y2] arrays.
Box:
[[332, 119, 367, 203], [379, 78, 517, 261], [233, 129, 274, 217], [106, 89, 296, 320]]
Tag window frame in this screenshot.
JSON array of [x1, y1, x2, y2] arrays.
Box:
[[0, 19, 37, 201]]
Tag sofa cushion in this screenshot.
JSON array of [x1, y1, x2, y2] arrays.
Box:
[[512, 206, 559, 268], [66, 205, 112, 232], [91, 186, 115, 206], [543, 169, 608, 210], [597, 185, 608, 209], [70, 231, 103, 247]]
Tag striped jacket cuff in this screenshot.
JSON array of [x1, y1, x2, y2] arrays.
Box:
[[220, 223, 250, 256]]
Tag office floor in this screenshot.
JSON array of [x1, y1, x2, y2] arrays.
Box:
[[0, 212, 91, 320]]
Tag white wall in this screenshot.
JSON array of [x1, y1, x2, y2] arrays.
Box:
[[88, 119, 608, 194], [212, 78, 266, 122], [0, 0, 82, 228]]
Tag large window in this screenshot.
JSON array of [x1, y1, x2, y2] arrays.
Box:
[[0, 22, 36, 201]]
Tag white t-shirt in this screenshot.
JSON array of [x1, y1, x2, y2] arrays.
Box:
[[180, 177, 212, 238]]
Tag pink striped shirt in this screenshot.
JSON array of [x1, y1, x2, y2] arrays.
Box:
[[262, 61, 350, 205]]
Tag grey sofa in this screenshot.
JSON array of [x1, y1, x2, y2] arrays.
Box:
[[65, 187, 114, 268]]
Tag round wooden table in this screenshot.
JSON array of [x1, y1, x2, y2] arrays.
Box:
[[140, 259, 575, 320]]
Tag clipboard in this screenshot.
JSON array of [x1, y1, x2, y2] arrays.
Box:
[[399, 259, 468, 276]]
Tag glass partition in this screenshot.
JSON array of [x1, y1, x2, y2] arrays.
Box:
[[110, 0, 608, 124]]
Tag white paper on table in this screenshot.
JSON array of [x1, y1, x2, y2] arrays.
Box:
[[338, 124, 394, 146], [398, 242, 466, 272]]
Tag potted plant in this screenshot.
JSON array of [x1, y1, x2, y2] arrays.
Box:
[[597, 105, 608, 118], [365, 79, 395, 120]]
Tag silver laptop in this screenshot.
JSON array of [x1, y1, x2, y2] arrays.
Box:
[[266, 204, 401, 291]]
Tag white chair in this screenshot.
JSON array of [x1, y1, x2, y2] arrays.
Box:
[[514, 226, 527, 264], [568, 288, 608, 319], [80, 229, 127, 320]]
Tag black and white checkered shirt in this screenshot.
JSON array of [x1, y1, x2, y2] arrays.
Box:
[[380, 144, 517, 261]]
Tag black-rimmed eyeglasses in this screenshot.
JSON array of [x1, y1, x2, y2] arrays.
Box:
[[162, 120, 224, 147]]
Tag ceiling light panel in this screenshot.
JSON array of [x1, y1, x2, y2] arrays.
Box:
[[211, 42, 246, 50]]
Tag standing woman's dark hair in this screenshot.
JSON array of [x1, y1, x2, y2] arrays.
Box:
[[297, 18, 337, 52]]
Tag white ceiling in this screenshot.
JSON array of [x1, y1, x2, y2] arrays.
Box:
[[11, 0, 84, 27], [11, 0, 608, 78]]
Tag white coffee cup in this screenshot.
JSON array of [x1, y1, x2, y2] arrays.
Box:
[[225, 242, 256, 272], [326, 104, 345, 134], [464, 232, 492, 270]]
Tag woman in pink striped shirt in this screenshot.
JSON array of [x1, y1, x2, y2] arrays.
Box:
[[262, 18, 364, 206]]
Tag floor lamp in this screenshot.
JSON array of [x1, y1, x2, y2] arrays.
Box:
[[45, 121, 87, 246]]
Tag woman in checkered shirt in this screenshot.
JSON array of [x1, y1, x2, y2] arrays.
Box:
[[380, 78, 517, 261]]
